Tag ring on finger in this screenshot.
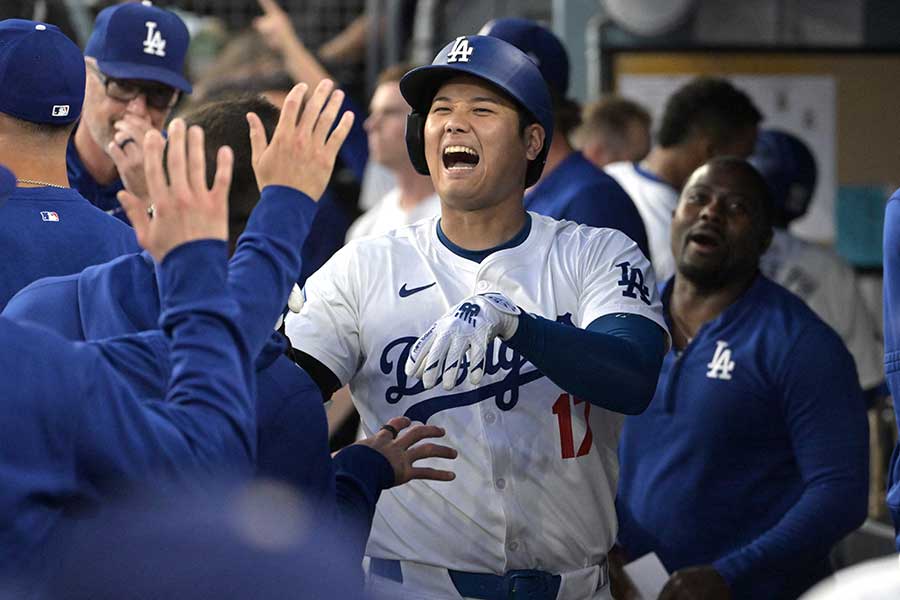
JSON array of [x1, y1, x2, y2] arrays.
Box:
[[147, 204, 155, 218], [118, 137, 136, 150], [380, 424, 399, 439]]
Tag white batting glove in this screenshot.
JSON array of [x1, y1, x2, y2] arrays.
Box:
[[404, 292, 521, 391], [275, 283, 305, 330]]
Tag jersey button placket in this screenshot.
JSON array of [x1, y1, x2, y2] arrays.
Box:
[[476, 280, 490, 292]]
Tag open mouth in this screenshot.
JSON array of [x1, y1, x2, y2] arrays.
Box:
[[442, 145, 480, 171], [687, 230, 724, 251]]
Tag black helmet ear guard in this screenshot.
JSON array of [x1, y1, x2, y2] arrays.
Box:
[[405, 111, 430, 176]]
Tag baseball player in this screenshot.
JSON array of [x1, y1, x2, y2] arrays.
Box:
[[0, 19, 138, 309], [480, 18, 650, 260], [286, 35, 669, 599], [882, 188, 900, 550], [615, 158, 868, 600], [69, 1, 191, 221], [750, 129, 883, 394], [605, 77, 761, 281], [572, 96, 652, 168]]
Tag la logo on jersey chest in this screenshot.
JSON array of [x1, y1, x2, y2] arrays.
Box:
[[706, 340, 735, 380]]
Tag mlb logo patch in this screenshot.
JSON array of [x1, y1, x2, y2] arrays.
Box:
[[51, 105, 70, 117], [40, 211, 59, 222]]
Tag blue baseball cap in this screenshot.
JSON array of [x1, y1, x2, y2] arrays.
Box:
[[749, 129, 818, 223], [480, 17, 570, 96], [0, 164, 15, 205], [0, 19, 85, 124], [85, 1, 192, 93]]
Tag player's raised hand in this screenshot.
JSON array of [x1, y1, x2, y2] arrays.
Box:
[[355, 416, 457, 487], [247, 79, 354, 201], [117, 118, 234, 262], [405, 293, 522, 391]]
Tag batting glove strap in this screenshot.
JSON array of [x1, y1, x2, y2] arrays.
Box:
[[477, 292, 520, 340]]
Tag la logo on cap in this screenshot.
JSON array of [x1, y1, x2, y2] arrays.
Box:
[[143, 21, 166, 57]]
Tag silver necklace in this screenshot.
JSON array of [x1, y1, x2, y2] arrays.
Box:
[[16, 178, 66, 189]]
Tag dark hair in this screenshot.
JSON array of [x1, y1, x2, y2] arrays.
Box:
[[576, 95, 650, 147], [179, 95, 280, 253], [2, 113, 75, 138], [657, 77, 761, 149]]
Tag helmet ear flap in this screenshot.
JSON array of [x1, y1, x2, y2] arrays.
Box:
[[405, 111, 430, 176]]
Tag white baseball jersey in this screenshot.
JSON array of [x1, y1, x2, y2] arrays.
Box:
[[761, 229, 883, 389], [286, 212, 667, 596], [345, 187, 441, 243], [604, 161, 679, 282]]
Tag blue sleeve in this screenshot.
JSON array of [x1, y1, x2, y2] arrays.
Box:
[[299, 189, 353, 286], [2, 275, 84, 339], [226, 185, 318, 358], [336, 95, 369, 183], [99, 239, 258, 474], [332, 444, 395, 563], [712, 323, 869, 590], [563, 183, 650, 260], [883, 190, 900, 548], [506, 312, 666, 414]]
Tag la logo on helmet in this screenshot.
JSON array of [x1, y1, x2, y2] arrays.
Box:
[[446, 37, 474, 63], [143, 21, 166, 57]]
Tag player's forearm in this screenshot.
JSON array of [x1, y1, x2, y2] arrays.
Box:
[[712, 476, 867, 593], [332, 444, 395, 563], [228, 185, 317, 359], [712, 395, 868, 589], [505, 312, 665, 414], [134, 239, 257, 471]]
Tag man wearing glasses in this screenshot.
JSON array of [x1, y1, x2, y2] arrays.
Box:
[[68, 1, 191, 223]]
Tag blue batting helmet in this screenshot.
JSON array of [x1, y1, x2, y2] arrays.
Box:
[[399, 35, 554, 188], [749, 129, 818, 223]]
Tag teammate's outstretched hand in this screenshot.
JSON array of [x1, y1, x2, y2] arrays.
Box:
[[405, 293, 521, 391], [247, 79, 354, 201], [355, 416, 457, 487], [117, 119, 234, 262]]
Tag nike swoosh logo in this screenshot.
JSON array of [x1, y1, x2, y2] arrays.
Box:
[[399, 282, 436, 298]]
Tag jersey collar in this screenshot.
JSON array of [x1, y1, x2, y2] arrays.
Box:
[[435, 213, 532, 264]]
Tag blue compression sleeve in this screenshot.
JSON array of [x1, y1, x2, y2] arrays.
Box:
[[506, 312, 666, 414]]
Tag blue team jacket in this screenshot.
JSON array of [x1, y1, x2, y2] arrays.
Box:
[[525, 151, 650, 259], [0, 239, 256, 582], [5, 186, 393, 553], [883, 190, 900, 550], [0, 185, 138, 309], [617, 275, 868, 600]]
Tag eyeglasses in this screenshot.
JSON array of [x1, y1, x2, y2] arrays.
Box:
[[88, 63, 180, 110]]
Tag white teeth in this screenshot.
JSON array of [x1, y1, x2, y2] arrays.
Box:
[[443, 145, 479, 157]]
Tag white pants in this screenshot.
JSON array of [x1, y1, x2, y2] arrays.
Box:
[[364, 559, 612, 600]]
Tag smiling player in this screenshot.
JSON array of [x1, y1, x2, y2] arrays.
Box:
[[286, 35, 669, 599]]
